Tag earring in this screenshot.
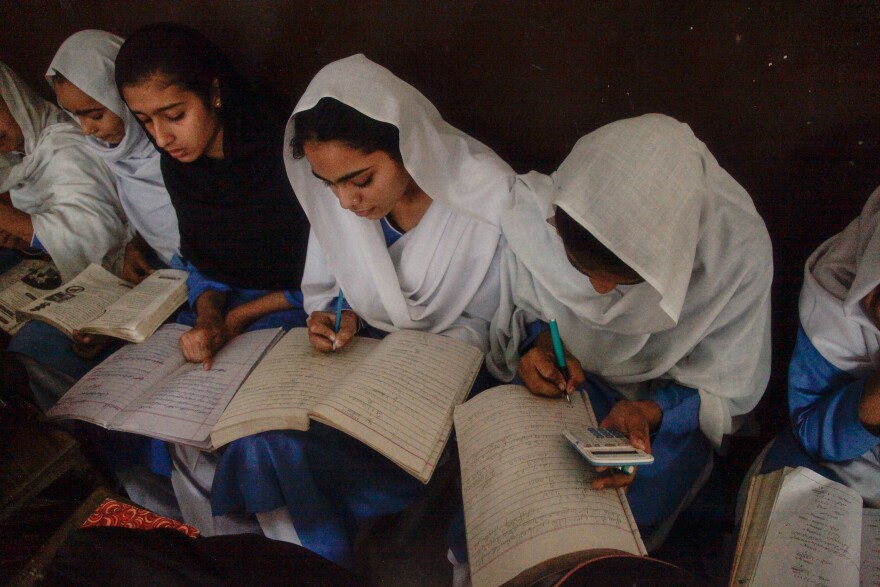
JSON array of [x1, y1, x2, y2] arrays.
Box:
[[214, 98, 221, 108]]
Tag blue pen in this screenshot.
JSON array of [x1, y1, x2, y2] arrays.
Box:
[[548, 319, 572, 405], [334, 289, 345, 334]]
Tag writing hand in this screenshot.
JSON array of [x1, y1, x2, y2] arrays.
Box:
[[307, 309, 358, 352], [591, 399, 661, 490], [71, 329, 111, 360], [179, 317, 227, 370], [518, 332, 586, 398]]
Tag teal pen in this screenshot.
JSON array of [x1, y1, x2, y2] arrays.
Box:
[[334, 290, 345, 333], [548, 319, 572, 405]]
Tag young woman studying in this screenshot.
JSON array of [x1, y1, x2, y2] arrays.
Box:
[[113, 23, 312, 535], [488, 114, 774, 551], [114, 23, 311, 368], [47, 29, 180, 283], [0, 61, 126, 283], [1, 59, 129, 410], [204, 54, 512, 567], [12, 29, 183, 391], [760, 186, 880, 505]]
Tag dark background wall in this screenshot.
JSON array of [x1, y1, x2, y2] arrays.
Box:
[[3, 0, 879, 437]]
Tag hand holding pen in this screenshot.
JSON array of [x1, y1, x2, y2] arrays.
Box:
[[517, 322, 585, 399], [306, 290, 358, 352]]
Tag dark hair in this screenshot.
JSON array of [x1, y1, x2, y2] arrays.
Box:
[[554, 206, 642, 280], [290, 97, 402, 162], [115, 23, 234, 108]]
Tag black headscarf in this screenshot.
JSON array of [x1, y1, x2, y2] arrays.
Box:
[[116, 24, 309, 291]]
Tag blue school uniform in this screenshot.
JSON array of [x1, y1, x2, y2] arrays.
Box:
[[210, 218, 439, 567], [761, 326, 877, 485], [170, 256, 306, 331]]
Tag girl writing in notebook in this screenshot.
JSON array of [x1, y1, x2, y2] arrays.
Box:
[[205, 55, 510, 567], [113, 24, 312, 535], [488, 114, 773, 550], [114, 23, 311, 369]]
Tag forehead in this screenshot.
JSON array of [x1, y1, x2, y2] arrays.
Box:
[[122, 75, 194, 111], [303, 140, 381, 175], [54, 80, 105, 110]]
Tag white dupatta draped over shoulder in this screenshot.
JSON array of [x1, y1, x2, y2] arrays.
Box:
[[0, 61, 126, 282], [489, 114, 773, 445], [284, 55, 513, 351], [46, 30, 180, 265], [800, 185, 880, 376]]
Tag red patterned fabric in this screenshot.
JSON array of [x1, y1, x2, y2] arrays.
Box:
[[81, 498, 200, 538]]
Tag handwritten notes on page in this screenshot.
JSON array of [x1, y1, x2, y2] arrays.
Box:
[[860, 508, 880, 587], [455, 385, 645, 587], [750, 467, 862, 587], [313, 329, 480, 480], [212, 328, 482, 483], [47, 324, 281, 448]]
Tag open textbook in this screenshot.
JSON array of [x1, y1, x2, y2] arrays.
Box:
[[730, 466, 880, 587], [0, 259, 59, 333], [48, 325, 483, 483], [15, 263, 187, 343], [454, 385, 647, 587]]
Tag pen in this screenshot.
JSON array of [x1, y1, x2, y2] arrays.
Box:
[[334, 289, 345, 334], [548, 319, 571, 405]]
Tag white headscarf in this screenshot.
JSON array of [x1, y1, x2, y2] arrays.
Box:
[[800, 186, 880, 376], [489, 114, 773, 446], [0, 61, 127, 282], [46, 30, 180, 265], [285, 55, 512, 351]]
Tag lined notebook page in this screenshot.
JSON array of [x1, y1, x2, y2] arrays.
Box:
[[47, 323, 190, 426], [311, 329, 481, 481], [212, 328, 380, 445], [455, 385, 645, 587], [861, 508, 880, 587], [119, 327, 281, 447], [212, 328, 481, 483], [751, 467, 862, 587]]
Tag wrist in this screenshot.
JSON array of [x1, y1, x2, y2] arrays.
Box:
[[342, 309, 362, 333], [196, 311, 224, 329], [533, 330, 554, 353], [635, 400, 663, 431]]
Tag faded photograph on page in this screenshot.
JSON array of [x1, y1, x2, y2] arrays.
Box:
[[0, 259, 59, 333], [16, 264, 132, 334]]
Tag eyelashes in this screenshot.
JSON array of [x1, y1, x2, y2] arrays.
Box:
[[320, 175, 373, 189]]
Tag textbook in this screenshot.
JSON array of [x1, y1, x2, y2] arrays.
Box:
[[454, 386, 647, 587], [15, 263, 187, 343], [48, 325, 483, 483], [0, 259, 59, 334], [730, 466, 880, 587]]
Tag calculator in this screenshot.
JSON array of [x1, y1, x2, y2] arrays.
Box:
[[562, 427, 654, 467]]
